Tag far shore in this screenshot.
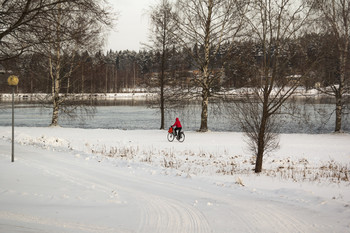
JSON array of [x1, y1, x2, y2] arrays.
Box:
[[0, 87, 338, 103], [0, 92, 156, 102]]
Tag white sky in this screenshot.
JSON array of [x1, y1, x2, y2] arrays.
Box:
[[105, 0, 154, 51]]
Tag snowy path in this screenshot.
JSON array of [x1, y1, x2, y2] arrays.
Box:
[[1, 127, 349, 232]]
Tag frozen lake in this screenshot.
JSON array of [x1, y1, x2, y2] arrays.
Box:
[[0, 99, 348, 133]]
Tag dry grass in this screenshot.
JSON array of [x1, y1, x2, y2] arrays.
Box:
[[91, 144, 350, 184]]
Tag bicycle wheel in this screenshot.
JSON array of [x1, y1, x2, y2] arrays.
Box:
[[178, 132, 185, 142], [167, 133, 175, 142]]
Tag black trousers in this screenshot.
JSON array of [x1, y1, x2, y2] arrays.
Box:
[[175, 127, 182, 136]]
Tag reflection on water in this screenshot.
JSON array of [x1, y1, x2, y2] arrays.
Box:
[[0, 97, 348, 133]]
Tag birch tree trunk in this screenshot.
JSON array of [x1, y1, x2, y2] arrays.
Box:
[[50, 56, 61, 127], [315, 0, 350, 133], [31, 0, 113, 126], [148, 0, 176, 130], [198, 0, 213, 132], [200, 87, 209, 131], [50, 4, 62, 127], [160, 42, 166, 129], [334, 36, 347, 132], [174, 0, 245, 132]]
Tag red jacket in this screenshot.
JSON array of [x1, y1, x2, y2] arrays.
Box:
[[172, 118, 182, 128]]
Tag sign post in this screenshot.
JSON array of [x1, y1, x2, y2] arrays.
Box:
[[7, 75, 19, 162]]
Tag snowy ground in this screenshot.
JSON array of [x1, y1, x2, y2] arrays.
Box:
[[0, 126, 349, 233]]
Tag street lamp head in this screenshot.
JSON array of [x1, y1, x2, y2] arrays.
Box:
[[8, 75, 19, 86]]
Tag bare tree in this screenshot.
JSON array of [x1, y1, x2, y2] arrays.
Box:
[[0, 0, 75, 61], [234, 0, 313, 173], [31, 0, 114, 126], [173, 0, 246, 132], [147, 0, 177, 129], [311, 0, 350, 132]]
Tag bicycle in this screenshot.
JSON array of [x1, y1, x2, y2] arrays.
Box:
[[167, 126, 185, 142]]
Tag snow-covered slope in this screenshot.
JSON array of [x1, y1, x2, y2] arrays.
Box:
[[0, 127, 349, 232]]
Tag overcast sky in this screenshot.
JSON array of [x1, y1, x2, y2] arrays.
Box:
[[106, 0, 154, 51]]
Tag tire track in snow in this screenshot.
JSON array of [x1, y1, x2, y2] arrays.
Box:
[[145, 181, 320, 233], [0, 211, 129, 233], [233, 202, 311, 233], [55, 163, 212, 233], [15, 145, 212, 233], [257, 202, 315, 232], [137, 194, 211, 233], [195, 193, 323, 233]]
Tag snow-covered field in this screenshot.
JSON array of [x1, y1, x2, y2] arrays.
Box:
[[0, 126, 349, 232]]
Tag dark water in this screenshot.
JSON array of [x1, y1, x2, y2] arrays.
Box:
[[0, 98, 348, 133]]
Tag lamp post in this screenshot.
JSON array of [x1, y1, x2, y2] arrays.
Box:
[[7, 75, 19, 162]]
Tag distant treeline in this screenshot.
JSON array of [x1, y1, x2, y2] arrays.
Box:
[[0, 32, 343, 94]]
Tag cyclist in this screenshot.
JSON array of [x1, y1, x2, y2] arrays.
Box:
[[172, 117, 182, 139]]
